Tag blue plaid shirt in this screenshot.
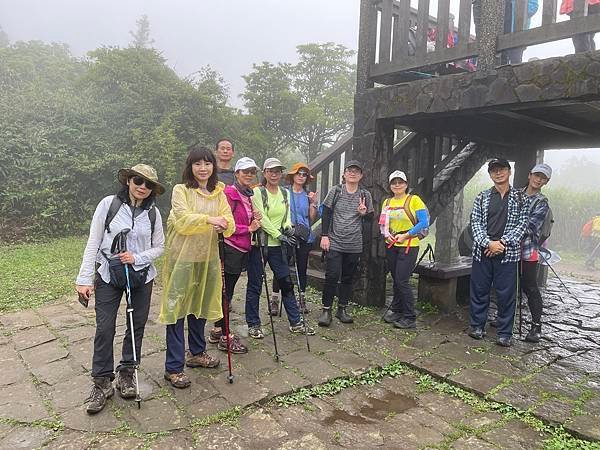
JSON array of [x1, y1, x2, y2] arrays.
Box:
[[521, 189, 549, 261], [470, 186, 529, 263]]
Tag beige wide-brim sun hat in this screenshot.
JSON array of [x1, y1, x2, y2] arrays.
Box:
[[117, 163, 166, 195]]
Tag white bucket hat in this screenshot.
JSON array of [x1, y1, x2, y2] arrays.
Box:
[[234, 157, 259, 172]]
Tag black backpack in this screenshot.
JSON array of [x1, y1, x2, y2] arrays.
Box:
[[104, 196, 157, 244], [533, 196, 554, 246]]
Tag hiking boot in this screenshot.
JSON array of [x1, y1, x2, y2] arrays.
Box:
[[496, 336, 512, 347], [185, 351, 220, 368], [298, 294, 310, 314], [208, 327, 223, 344], [218, 334, 248, 354], [164, 371, 191, 389], [318, 307, 332, 327], [289, 321, 316, 335], [383, 310, 403, 324], [525, 323, 542, 343], [115, 370, 136, 399], [335, 306, 354, 324], [468, 328, 486, 340], [85, 377, 114, 414], [393, 318, 416, 329], [248, 326, 264, 339]]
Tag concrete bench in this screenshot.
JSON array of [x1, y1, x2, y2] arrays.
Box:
[[414, 256, 472, 312]]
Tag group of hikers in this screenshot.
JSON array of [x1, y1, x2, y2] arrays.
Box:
[[75, 138, 554, 414]]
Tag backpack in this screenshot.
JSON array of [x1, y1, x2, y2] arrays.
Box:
[[319, 184, 369, 217], [536, 198, 554, 245], [383, 194, 430, 240], [104, 196, 157, 245], [259, 186, 289, 226]]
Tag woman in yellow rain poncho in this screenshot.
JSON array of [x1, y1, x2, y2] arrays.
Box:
[[160, 145, 234, 389]]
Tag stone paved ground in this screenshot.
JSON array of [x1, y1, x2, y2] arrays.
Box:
[[0, 274, 599, 449]]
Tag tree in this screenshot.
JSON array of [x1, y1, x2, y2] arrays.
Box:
[[242, 42, 355, 162], [129, 14, 154, 48], [0, 25, 8, 47]]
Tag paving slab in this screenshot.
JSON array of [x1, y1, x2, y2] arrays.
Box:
[[12, 326, 56, 351], [0, 382, 49, 422], [125, 397, 189, 433], [0, 348, 27, 387], [0, 310, 44, 330], [20, 339, 69, 368], [59, 405, 121, 432], [480, 419, 549, 449], [0, 426, 53, 449]]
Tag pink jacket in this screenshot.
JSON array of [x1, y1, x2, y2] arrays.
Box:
[[561, 0, 600, 14], [224, 185, 253, 252]]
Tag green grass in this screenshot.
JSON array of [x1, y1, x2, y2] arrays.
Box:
[[0, 236, 87, 313]]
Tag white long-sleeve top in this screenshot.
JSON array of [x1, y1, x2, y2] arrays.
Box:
[[76, 195, 165, 286]]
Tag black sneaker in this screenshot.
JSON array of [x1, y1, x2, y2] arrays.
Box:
[[383, 310, 403, 324], [468, 328, 485, 340], [85, 377, 114, 414], [496, 336, 512, 347], [524, 324, 542, 343], [393, 318, 416, 329]]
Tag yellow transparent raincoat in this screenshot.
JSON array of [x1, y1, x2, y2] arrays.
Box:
[[159, 182, 235, 324]]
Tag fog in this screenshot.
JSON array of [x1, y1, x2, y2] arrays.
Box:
[[2, 0, 599, 171]]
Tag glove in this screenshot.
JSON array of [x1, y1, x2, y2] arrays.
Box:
[[282, 227, 295, 238], [278, 234, 297, 246]]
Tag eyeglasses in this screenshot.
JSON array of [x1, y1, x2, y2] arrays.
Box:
[[265, 168, 282, 174], [296, 171, 309, 177], [131, 175, 155, 190], [240, 168, 257, 175], [345, 168, 362, 175]]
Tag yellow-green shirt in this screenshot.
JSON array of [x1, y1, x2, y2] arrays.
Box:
[[252, 186, 292, 246], [381, 195, 426, 247]]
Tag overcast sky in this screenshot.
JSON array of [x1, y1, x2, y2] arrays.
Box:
[[1, 0, 599, 169]]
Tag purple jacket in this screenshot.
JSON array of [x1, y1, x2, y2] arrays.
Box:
[[224, 185, 253, 252]]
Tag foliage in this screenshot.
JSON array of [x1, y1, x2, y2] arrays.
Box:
[[129, 14, 155, 49], [0, 236, 86, 313], [0, 41, 232, 240], [242, 42, 355, 162]]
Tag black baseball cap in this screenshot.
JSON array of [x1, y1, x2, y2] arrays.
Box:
[[344, 160, 363, 171], [487, 158, 511, 172]]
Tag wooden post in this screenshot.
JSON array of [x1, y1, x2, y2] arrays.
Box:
[[357, 0, 377, 93], [478, 0, 506, 71]]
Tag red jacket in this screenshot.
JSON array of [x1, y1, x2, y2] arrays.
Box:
[[561, 0, 600, 15]]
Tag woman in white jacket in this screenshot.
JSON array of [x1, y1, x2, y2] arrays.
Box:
[[75, 164, 165, 414]]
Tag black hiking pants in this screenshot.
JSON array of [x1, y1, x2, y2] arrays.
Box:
[[386, 246, 419, 322], [322, 250, 361, 308], [520, 260, 543, 325], [92, 276, 153, 380]]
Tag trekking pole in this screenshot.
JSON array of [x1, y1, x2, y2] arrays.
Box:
[[538, 248, 574, 297], [217, 234, 234, 384], [257, 231, 280, 361], [381, 243, 434, 320], [123, 263, 142, 408], [292, 243, 310, 352], [517, 260, 523, 338]]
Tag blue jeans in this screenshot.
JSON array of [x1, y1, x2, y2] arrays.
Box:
[[470, 254, 518, 338], [246, 245, 301, 327], [165, 314, 206, 373]]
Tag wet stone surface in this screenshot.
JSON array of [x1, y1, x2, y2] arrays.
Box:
[[0, 276, 598, 447]]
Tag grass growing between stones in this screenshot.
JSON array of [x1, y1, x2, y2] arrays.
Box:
[[0, 236, 87, 313], [272, 360, 600, 450]]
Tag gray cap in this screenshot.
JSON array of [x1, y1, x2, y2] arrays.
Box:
[[263, 158, 285, 171], [531, 163, 552, 179]]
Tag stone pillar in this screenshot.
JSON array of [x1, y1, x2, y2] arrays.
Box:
[[435, 190, 464, 264], [477, 0, 506, 71]]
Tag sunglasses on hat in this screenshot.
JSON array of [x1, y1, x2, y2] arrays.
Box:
[[131, 175, 156, 190]]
